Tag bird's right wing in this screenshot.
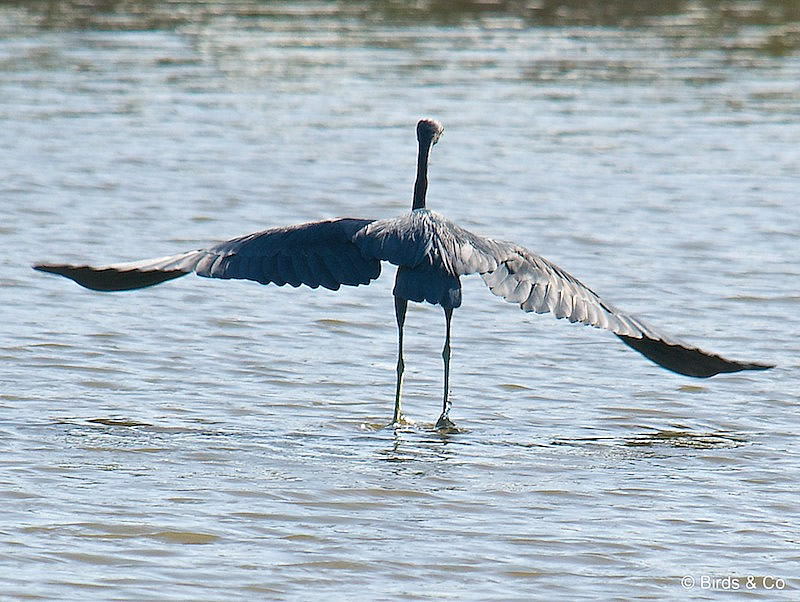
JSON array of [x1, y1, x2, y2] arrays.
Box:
[[474, 239, 772, 377], [35, 218, 381, 292]]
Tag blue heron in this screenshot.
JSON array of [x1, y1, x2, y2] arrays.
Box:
[[35, 119, 772, 428]]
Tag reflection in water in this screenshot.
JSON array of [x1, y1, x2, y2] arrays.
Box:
[[551, 430, 748, 449], [623, 429, 748, 449], [376, 423, 463, 466]]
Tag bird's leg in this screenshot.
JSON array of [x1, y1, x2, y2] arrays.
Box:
[[435, 307, 456, 430], [392, 296, 408, 425]]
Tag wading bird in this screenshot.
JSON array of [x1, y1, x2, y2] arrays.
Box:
[[35, 119, 771, 428]]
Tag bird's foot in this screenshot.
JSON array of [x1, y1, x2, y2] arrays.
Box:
[[434, 413, 457, 432], [390, 413, 415, 428]]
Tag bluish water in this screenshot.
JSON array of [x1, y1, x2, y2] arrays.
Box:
[[2, 2, 799, 599]]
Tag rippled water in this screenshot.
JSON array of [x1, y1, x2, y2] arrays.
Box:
[[2, 2, 799, 599]]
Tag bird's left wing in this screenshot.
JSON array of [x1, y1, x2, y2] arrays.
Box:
[[454, 233, 771, 377], [35, 218, 381, 292]]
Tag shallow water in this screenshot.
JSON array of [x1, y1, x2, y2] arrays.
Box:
[[2, 1, 799, 599]]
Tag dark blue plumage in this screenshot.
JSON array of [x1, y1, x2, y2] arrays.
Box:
[[34, 118, 772, 428], [197, 218, 380, 289]]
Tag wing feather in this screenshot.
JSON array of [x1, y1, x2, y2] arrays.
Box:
[[506, 279, 532, 305], [258, 254, 278, 286], [468, 237, 771, 377], [34, 218, 381, 293], [275, 253, 297, 287]]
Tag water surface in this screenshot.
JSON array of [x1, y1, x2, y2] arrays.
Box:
[[1, 2, 798, 599]]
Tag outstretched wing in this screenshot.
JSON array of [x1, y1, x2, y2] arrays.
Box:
[[464, 237, 771, 378], [34, 218, 381, 292]]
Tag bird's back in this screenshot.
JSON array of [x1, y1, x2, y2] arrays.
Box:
[[352, 209, 506, 308], [354, 210, 501, 272]]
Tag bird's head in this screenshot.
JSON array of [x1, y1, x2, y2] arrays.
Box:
[[417, 118, 444, 147]]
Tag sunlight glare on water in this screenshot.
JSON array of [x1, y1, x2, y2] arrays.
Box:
[[1, 1, 799, 599]]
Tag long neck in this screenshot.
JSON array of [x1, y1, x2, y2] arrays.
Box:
[[412, 138, 432, 210]]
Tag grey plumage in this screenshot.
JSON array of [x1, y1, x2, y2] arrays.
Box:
[[34, 118, 772, 426]]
